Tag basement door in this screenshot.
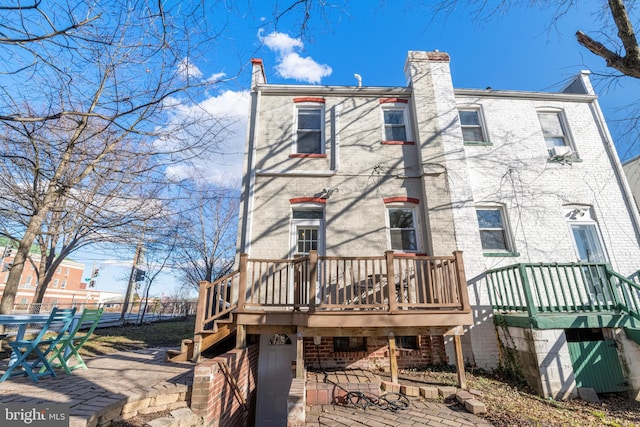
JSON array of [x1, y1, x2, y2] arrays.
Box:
[[566, 329, 627, 393], [255, 333, 297, 427]]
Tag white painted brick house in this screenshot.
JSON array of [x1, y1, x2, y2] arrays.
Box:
[[233, 50, 640, 405]]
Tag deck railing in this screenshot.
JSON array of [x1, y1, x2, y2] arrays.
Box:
[[486, 262, 640, 320], [195, 250, 470, 333]]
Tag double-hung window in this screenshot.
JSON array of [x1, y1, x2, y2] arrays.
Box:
[[476, 207, 514, 254], [388, 208, 418, 251], [294, 103, 324, 155], [459, 109, 487, 144], [380, 99, 412, 144], [538, 111, 573, 158], [384, 109, 407, 141]]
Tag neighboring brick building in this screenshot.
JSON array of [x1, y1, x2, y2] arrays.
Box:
[[229, 49, 640, 420], [0, 248, 116, 309]]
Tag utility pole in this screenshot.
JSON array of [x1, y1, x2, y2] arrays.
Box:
[[120, 243, 143, 321]]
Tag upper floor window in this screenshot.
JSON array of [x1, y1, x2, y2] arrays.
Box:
[[459, 109, 487, 144], [388, 208, 417, 251], [380, 100, 412, 144], [476, 206, 514, 254], [53, 279, 59, 288], [294, 106, 324, 154], [538, 111, 574, 158], [56, 266, 62, 274], [384, 197, 420, 252], [61, 280, 67, 289], [384, 109, 407, 141]]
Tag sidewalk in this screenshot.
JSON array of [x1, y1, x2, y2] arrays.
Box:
[[0, 348, 194, 427], [306, 398, 493, 426]]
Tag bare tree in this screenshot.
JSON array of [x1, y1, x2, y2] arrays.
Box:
[[173, 188, 239, 291], [430, 1, 639, 79], [134, 236, 177, 325], [577, 0, 640, 78], [0, 1, 229, 314]]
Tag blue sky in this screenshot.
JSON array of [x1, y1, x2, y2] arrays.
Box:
[[82, 1, 640, 297]]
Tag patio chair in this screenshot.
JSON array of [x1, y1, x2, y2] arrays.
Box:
[[0, 307, 76, 382], [40, 307, 104, 374]]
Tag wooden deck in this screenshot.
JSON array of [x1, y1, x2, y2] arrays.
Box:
[[196, 250, 472, 334]]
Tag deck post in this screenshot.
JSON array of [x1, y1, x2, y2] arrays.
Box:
[[195, 281, 208, 335], [192, 334, 202, 363], [385, 251, 397, 312], [518, 264, 538, 318], [453, 251, 471, 311], [237, 253, 248, 313], [236, 324, 246, 349], [388, 332, 398, 383], [453, 333, 467, 390], [296, 331, 304, 378], [309, 250, 318, 312]]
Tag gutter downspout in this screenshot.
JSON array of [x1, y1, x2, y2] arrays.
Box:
[[589, 100, 640, 249]]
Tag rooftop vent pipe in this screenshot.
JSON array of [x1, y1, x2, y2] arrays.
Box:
[[354, 73, 362, 87]]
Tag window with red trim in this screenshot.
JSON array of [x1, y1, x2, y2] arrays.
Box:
[[381, 102, 412, 144], [387, 208, 418, 251]]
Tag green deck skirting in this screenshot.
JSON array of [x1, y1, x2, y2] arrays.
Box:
[[495, 312, 636, 330]]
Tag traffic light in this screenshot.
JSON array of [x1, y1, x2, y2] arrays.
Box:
[[2, 247, 12, 258], [134, 269, 146, 282], [89, 280, 96, 287], [2, 262, 12, 272], [92, 268, 100, 278]]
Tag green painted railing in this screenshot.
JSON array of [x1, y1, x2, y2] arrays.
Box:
[[486, 263, 640, 320]]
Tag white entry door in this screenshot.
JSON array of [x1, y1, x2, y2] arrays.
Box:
[[255, 333, 297, 427]]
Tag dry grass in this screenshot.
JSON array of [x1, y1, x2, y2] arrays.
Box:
[[396, 367, 640, 427]]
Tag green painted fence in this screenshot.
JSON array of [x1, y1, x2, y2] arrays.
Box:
[[485, 263, 640, 320]]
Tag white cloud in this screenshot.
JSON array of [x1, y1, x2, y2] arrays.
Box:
[[258, 30, 332, 84], [261, 31, 304, 55], [206, 72, 227, 83], [162, 90, 250, 188], [177, 57, 203, 80]]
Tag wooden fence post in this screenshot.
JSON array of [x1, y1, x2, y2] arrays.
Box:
[[195, 281, 208, 334], [453, 251, 471, 311], [385, 251, 397, 312], [237, 253, 248, 313], [309, 250, 318, 312]]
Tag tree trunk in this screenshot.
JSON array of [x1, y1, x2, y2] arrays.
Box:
[[0, 214, 47, 314]]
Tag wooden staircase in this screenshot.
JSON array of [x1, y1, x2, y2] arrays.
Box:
[[166, 314, 237, 363]]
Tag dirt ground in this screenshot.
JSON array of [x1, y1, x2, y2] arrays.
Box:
[[395, 368, 640, 427]]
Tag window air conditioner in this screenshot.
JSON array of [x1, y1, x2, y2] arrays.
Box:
[[548, 146, 573, 159]]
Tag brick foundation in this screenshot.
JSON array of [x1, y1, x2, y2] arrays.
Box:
[[303, 335, 447, 371], [191, 344, 259, 427]]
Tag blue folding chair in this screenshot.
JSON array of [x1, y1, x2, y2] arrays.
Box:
[[0, 307, 76, 382]]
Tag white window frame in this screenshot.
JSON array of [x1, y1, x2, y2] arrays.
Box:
[[476, 205, 515, 254], [293, 104, 325, 155], [380, 103, 412, 143], [537, 110, 575, 157], [458, 108, 488, 144], [53, 279, 59, 288], [564, 206, 608, 263], [289, 205, 326, 257], [385, 203, 421, 253]]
